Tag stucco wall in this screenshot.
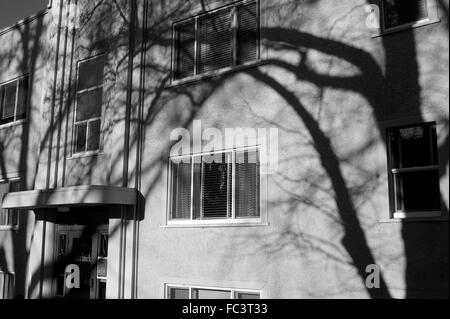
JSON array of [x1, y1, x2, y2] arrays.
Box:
[[135, 0, 449, 298]]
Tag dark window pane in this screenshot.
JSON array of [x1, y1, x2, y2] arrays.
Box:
[[56, 274, 65, 297], [9, 210, 18, 227], [192, 288, 230, 299], [198, 8, 233, 73], [174, 21, 196, 79], [396, 170, 440, 211], [87, 120, 101, 151], [237, 1, 258, 65], [398, 125, 434, 168], [16, 77, 28, 120], [76, 88, 103, 122], [98, 280, 107, 299], [0, 182, 9, 225], [75, 124, 87, 153], [201, 152, 230, 218], [171, 159, 192, 219], [169, 287, 189, 299], [192, 157, 202, 219], [235, 149, 260, 218], [2, 82, 17, 120], [383, 0, 428, 29], [236, 292, 260, 299], [78, 56, 105, 91]]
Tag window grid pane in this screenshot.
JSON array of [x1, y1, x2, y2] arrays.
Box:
[[192, 288, 231, 299], [235, 291, 260, 299], [201, 152, 231, 219], [74, 55, 105, 153], [235, 149, 260, 218], [1, 82, 17, 120], [174, 21, 196, 79], [170, 158, 192, 219], [236, 1, 258, 65], [388, 123, 440, 214], [198, 8, 233, 74], [16, 77, 28, 120], [169, 287, 189, 299], [0, 181, 20, 227], [383, 0, 428, 29], [75, 123, 87, 153]]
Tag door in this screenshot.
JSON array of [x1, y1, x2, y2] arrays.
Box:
[[55, 226, 108, 299]]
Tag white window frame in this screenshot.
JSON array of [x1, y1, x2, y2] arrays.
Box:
[[165, 284, 261, 299], [72, 54, 105, 157], [171, 0, 261, 84], [0, 74, 29, 129], [386, 122, 441, 219], [0, 272, 15, 299], [0, 179, 21, 231], [166, 146, 263, 226], [377, 0, 440, 36]]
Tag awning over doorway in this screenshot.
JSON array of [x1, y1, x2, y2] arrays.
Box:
[[1, 185, 138, 210]]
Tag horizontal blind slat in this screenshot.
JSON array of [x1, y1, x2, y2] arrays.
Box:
[[237, 1, 258, 65], [174, 21, 196, 79], [198, 8, 233, 73]]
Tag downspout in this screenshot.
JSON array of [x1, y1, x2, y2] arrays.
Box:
[[39, 0, 64, 299], [119, 0, 137, 299], [131, 0, 149, 299]]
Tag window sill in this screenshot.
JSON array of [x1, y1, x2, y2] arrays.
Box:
[[67, 151, 103, 160], [0, 119, 27, 130], [0, 225, 19, 231], [166, 60, 268, 89], [162, 219, 269, 228], [371, 18, 440, 38], [380, 211, 448, 223]]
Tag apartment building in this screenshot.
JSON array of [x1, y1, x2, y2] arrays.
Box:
[[0, 0, 448, 299]]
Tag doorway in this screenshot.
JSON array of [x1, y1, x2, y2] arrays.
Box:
[[54, 225, 108, 299]]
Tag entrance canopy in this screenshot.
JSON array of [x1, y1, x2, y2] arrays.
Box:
[[1, 185, 138, 210]]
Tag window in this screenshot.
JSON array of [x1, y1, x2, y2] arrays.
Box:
[[74, 55, 105, 154], [168, 148, 260, 223], [167, 285, 260, 299], [0, 180, 20, 228], [0, 75, 29, 126], [387, 123, 441, 218], [0, 272, 14, 299], [172, 0, 259, 81], [381, 0, 433, 31]]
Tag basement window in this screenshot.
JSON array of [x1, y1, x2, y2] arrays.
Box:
[[172, 0, 260, 82], [381, 0, 439, 33], [168, 147, 260, 225], [387, 122, 441, 218], [166, 284, 260, 299], [0, 75, 29, 126]]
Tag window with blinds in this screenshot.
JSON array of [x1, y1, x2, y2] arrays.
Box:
[[172, 0, 259, 81], [168, 148, 260, 222], [74, 54, 105, 154], [382, 0, 429, 29], [387, 122, 441, 217]]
